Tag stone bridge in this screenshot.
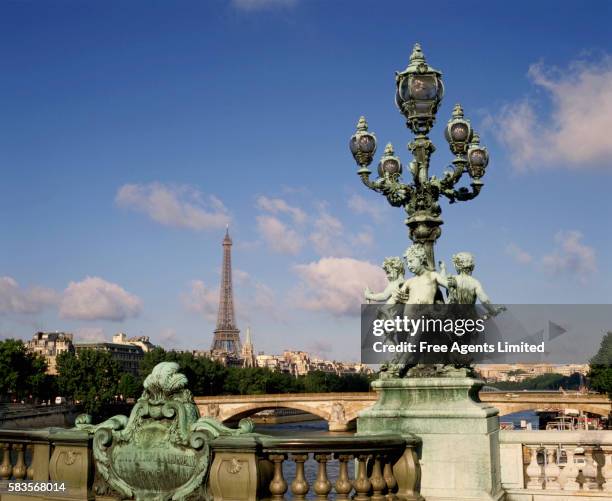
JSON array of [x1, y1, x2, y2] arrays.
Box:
[[196, 391, 611, 431], [479, 390, 612, 418], [195, 392, 378, 431]]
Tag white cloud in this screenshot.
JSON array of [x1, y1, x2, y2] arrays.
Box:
[[60, 276, 142, 321], [253, 282, 275, 311], [542, 230, 596, 277], [74, 327, 107, 342], [489, 55, 612, 170], [347, 194, 387, 222], [233, 269, 251, 285], [352, 229, 374, 248], [256, 196, 307, 224], [309, 339, 333, 357], [309, 210, 346, 256], [309, 206, 374, 256], [256, 215, 303, 255], [506, 243, 533, 265], [236, 275, 279, 321], [0, 277, 59, 315], [158, 328, 178, 348], [115, 182, 230, 231], [255, 197, 374, 257], [231, 0, 297, 11], [293, 257, 386, 316], [182, 280, 218, 322]]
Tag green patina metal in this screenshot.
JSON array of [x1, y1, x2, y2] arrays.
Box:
[[351, 42, 502, 379], [354, 43, 506, 500], [350, 43, 490, 272], [75, 362, 254, 501]]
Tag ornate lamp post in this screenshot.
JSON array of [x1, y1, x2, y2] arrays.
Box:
[[353, 46, 504, 501], [350, 43, 490, 270]]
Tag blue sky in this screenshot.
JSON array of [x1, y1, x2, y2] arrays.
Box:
[[1, 0, 611, 361]]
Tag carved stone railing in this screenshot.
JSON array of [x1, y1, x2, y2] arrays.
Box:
[[500, 430, 612, 499], [0, 427, 93, 499], [0, 428, 421, 500], [209, 433, 422, 501], [0, 362, 423, 500]]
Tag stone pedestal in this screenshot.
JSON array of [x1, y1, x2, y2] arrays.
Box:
[[357, 377, 504, 501]]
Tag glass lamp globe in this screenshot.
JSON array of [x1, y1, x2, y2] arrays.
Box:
[[467, 133, 489, 180], [349, 116, 377, 168], [444, 104, 473, 156], [395, 43, 444, 135], [377, 143, 402, 178]]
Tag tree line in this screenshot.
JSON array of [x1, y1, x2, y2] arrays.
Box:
[[489, 372, 583, 391], [0, 341, 373, 417], [4, 331, 612, 418]]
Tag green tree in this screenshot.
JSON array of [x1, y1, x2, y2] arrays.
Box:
[[493, 373, 582, 391], [118, 373, 141, 399], [140, 348, 228, 395], [589, 331, 612, 398], [36, 374, 59, 402], [302, 371, 333, 393], [333, 373, 372, 392], [56, 349, 120, 415], [0, 339, 49, 400], [136, 348, 373, 396], [299, 371, 373, 393], [139, 347, 169, 378], [223, 367, 299, 395]]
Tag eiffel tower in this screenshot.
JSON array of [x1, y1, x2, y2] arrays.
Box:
[[211, 226, 242, 355]]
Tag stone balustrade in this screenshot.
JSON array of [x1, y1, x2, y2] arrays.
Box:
[[0, 363, 425, 500], [0, 428, 93, 500], [500, 430, 612, 500], [0, 427, 421, 501], [209, 433, 421, 501], [6, 360, 610, 501]]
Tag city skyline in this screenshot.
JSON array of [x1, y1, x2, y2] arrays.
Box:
[[1, 1, 611, 361]]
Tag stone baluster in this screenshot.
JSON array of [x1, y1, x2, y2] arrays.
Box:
[[290, 453, 310, 500], [0, 443, 12, 480], [602, 447, 612, 492], [354, 454, 372, 501], [370, 455, 386, 501], [268, 454, 288, 500], [383, 458, 398, 500], [313, 454, 332, 500], [582, 448, 600, 491], [543, 446, 560, 490], [335, 454, 353, 500], [12, 444, 27, 480], [26, 444, 34, 480], [525, 446, 543, 489], [559, 447, 580, 491]]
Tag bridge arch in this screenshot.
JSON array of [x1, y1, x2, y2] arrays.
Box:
[[492, 402, 610, 418], [196, 391, 611, 431], [196, 394, 374, 431], [218, 402, 331, 424]]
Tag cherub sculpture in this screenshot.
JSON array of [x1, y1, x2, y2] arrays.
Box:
[[364, 257, 405, 371], [395, 244, 448, 305], [441, 251, 504, 317], [370, 245, 449, 377], [364, 256, 405, 305]]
